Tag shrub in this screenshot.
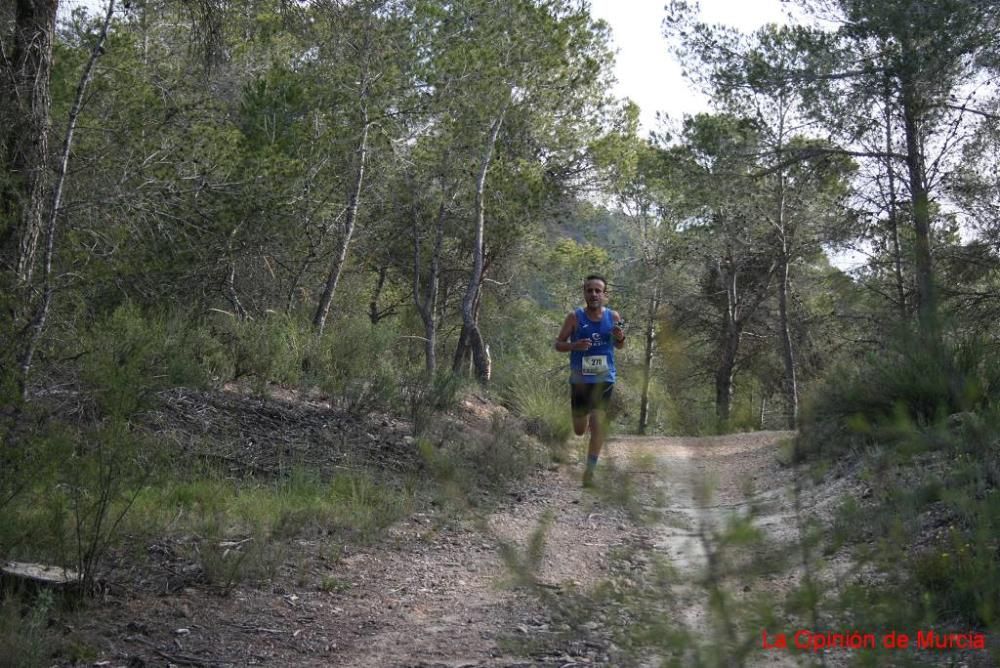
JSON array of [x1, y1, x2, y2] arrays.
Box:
[[797, 330, 1000, 460], [405, 370, 470, 436], [508, 372, 572, 453], [0, 591, 57, 668], [419, 413, 539, 501], [210, 311, 413, 409], [1, 418, 152, 595], [798, 328, 1000, 630], [82, 303, 226, 416], [216, 311, 311, 392], [311, 317, 405, 411]]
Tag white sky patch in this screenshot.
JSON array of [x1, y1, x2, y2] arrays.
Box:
[[587, 0, 791, 133]]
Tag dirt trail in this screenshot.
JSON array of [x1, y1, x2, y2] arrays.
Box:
[[616, 432, 799, 572], [328, 430, 802, 667]]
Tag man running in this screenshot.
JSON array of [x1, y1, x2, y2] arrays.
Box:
[[554, 275, 626, 487]]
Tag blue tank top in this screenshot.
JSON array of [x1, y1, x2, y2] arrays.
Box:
[[569, 307, 617, 384]]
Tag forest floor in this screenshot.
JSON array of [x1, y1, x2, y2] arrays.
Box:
[[65, 389, 993, 667]]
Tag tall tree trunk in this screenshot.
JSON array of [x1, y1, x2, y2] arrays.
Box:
[[453, 286, 484, 376], [715, 321, 740, 427], [414, 193, 448, 375], [225, 222, 248, 320], [776, 253, 798, 429], [770, 108, 798, 430], [423, 299, 437, 376], [638, 286, 659, 435], [313, 116, 369, 335], [453, 322, 469, 374], [715, 258, 740, 427], [456, 105, 507, 382], [883, 75, 907, 321], [774, 149, 798, 429], [18, 0, 114, 399], [712, 255, 775, 428], [368, 265, 390, 324], [3, 0, 58, 287], [900, 76, 935, 336], [286, 206, 347, 314]]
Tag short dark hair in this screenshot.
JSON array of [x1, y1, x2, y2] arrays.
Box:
[[583, 274, 608, 289]]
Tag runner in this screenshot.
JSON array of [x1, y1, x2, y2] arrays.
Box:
[[554, 275, 626, 487]]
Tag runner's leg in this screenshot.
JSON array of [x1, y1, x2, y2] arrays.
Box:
[[571, 384, 588, 436], [582, 384, 613, 487], [587, 410, 605, 460]]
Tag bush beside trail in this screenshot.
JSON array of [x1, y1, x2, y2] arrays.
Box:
[[796, 329, 1000, 638]]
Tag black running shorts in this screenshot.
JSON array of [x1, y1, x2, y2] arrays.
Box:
[[570, 382, 614, 418]]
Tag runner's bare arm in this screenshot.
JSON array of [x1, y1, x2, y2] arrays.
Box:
[[612, 310, 626, 349], [554, 312, 584, 352]]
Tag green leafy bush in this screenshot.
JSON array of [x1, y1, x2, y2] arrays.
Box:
[[798, 331, 1000, 460], [419, 413, 538, 500], [217, 311, 312, 392], [405, 370, 471, 436], [209, 311, 412, 410], [82, 304, 227, 417], [799, 328, 1000, 630], [311, 316, 405, 411], [0, 419, 152, 597]]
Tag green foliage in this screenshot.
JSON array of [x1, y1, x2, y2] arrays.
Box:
[[82, 304, 227, 417], [212, 311, 408, 409], [798, 331, 1000, 459], [0, 591, 57, 668], [504, 366, 572, 453], [422, 370, 469, 412], [219, 312, 312, 392], [7, 0, 1000, 661], [910, 415, 1000, 627], [545, 238, 612, 303], [481, 295, 576, 450], [127, 468, 413, 590], [193, 519, 286, 594], [312, 316, 405, 411], [799, 326, 1000, 630], [406, 370, 471, 436], [419, 413, 538, 503], [0, 415, 153, 596], [828, 442, 1000, 631], [133, 468, 412, 544], [61, 422, 152, 592]]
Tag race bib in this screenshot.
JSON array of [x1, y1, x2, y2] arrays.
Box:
[[582, 355, 608, 375]]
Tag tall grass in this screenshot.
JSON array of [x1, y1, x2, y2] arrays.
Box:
[[119, 468, 414, 591], [508, 372, 572, 450], [0, 591, 57, 668]]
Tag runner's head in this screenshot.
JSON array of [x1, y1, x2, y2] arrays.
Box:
[[583, 274, 608, 309]]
